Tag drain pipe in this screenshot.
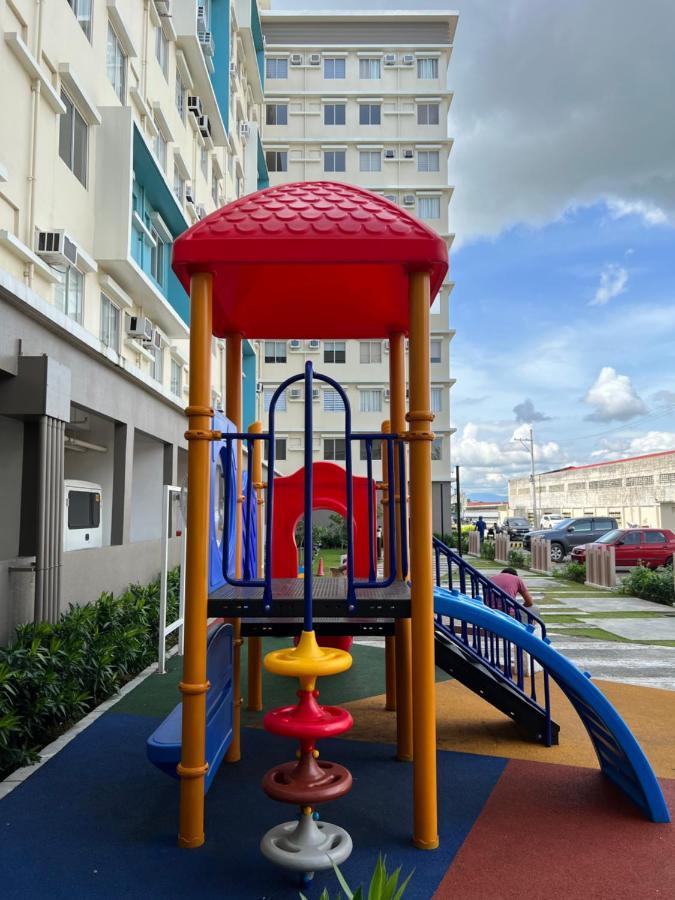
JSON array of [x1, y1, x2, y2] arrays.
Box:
[[25, 0, 45, 287]]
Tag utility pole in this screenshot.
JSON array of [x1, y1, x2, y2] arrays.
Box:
[[514, 427, 538, 528], [455, 465, 462, 556]]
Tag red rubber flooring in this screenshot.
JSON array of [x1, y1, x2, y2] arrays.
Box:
[[434, 759, 675, 899]]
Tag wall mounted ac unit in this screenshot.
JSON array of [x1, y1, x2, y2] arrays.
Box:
[[126, 315, 154, 342], [289, 339, 302, 350], [229, 61, 237, 76], [197, 114, 211, 138], [185, 184, 195, 204], [384, 149, 396, 159], [152, 329, 163, 350], [36, 230, 78, 268], [188, 96, 202, 117], [307, 339, 320, 350], [197, 5, 207, 30], [383, 194, 397, 203], [289, 388, 302, 400], [239, 122, 250, 139], [402, 54, 415, 65], [290, 53, 303, 66], [402, 194, 415, 206], [384, 388, 391, 400], [402, 148, 414, 159], [383, 54, 396, 66], [312, 388, 320, 400], [199, 31, 214, 57], [308, 53, 321, 66]]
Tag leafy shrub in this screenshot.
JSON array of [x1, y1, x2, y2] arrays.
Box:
[[0, 569, 180, 780], [507, 549, 527, 568], [434, 532, 469, 554], [302, 855, 413, 900], [619, 565, 674, 606], [553, 561, 586, 583], [480, 541, 496, 561]]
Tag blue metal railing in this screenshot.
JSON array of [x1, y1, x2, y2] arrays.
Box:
[[220, 362, 408, 614], [433, 537, 553, 744]]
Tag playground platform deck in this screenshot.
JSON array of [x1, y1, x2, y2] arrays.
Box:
[[1, 640, 673, 899]]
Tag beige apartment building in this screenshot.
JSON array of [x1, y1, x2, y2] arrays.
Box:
[[0, 0, 267, 643], [509, 450, 675, 531], [258, 8, 457, 530]]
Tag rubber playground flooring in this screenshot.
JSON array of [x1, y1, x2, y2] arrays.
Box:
[[1, 639, 673, 899]]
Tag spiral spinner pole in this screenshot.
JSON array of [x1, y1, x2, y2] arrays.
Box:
[[260, 362, 354, 884]]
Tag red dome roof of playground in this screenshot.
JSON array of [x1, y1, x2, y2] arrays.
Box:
[[172, 181, 449, 339]]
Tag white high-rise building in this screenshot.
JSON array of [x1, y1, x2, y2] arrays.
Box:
[[258, 8, 457, 529]]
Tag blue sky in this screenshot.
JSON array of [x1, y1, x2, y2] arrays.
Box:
[[270, 1, 675, 496]]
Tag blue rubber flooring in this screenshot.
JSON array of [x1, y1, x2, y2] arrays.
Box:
[[0, 714, 506, 899]]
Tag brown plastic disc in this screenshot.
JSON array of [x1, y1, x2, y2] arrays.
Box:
[[262, 753, 353, 805]]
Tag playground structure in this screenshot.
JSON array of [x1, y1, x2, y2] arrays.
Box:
[[145, 181, 668, 880]]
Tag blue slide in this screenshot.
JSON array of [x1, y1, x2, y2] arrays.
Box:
[[433, 586, 670, 824]]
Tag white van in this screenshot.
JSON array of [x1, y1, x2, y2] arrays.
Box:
[[64, 480, 103, 551]]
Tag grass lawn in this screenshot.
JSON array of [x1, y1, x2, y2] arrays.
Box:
[[297, 547, 346, 574]]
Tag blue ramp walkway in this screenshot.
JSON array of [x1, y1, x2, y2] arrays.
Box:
[[433, 586, 670, 824]]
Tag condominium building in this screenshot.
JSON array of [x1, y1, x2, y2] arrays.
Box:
[[258, 9, 457, 530], [0, 0, 267, 644]]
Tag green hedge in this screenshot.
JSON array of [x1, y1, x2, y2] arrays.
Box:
[[619, 565, 675, 606], [553, 561, 587, 583], [434, 532, 469, 554], [0, 570, 180, 780]]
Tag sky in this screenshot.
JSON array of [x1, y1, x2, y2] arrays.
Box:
[[269, 0, 675, 498]]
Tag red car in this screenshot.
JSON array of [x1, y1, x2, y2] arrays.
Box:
[[571, 528, 675, 569]]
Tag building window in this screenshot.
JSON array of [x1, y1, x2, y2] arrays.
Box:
[[324, 438, 346, 461], [417, 103, 440, 125], [266, 150, 288, 173], [431, 387, 442, 413], [264, 341, 287, 363], [151, 345, 164, 383], [106, 21, 127, 103], [430, 339, 442, 363], [324, 57, 346, 79], [323, 390, 345, 412], [170, 358, 182, 396], [67, 0, 92, 41], [156, 26, 169, 79], [174, 170, 186, 204], [324, 103, 346, 126], [150, 230, 167, 288], [58, 91, 88, 186], [359, 389, 382, 413], [431, 437, 443, 461], [54, 266, 84, 323], [417, 57, 439, 79], [154, 125, 167, 171], [418, 196, 441, 220], [266, 103, 288, 125], [100, 293, 120, 351], [264, 389, 286, 412], [324, 150, 346, 173], [360, 440, 382, 461], [418, 150, 440, 172], [359, 58, 381, 80], [324, 341, 346, 363], [264, 438, 287, 461], [175, 71, 186, 121], [359, 151, 381, 173], [360, 341, 382, 364], [266, 57, 288, 79], [359, 104, 381, 125]]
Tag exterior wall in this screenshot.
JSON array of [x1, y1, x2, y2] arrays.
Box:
[[509, 452, 675, 528], [259, 11, 456, 508]]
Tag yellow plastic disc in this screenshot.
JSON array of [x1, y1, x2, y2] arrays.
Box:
[[264, 630, 352, 686]]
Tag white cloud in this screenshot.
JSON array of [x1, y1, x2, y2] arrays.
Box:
[[513, 398, 550, 423], [590, 431, 675, 461], [590, 264, 628, 306], [606, 198, 669, 226], [583, 367, 647, 422], [653, 389, 675, 407]]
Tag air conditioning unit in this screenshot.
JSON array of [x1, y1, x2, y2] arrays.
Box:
[[312, 388, 320, 401], [188, 95, 202, 117], [383, 194, 397, 203], [239, 121, 250, 140], [197, 114, 211, 138], [402, 54, 415, 65], [383, 54, 396, 66], [290, 53, 303, 66], [36, 230, 78, 267], [256, 381, 263, 393], [289, 388, 302, 400], [307, 339, 320, 350], [196, 204, 207, 219], [384, 388, 390, 400], [384, 149, 396, 159], [199, 31, 214, 57], [185, 184, 195, 204], [229, 61, 237, 76], [155, 0, 171, 14], [383, 343, 390, 353], [289, 339, 302, 350], [152, 328, 163, 350], [126, 315, 154, 342], [402, 148, 414, 159], [197, 4, 207, 30], [308, 53, 321, 66], [402, 194, 415, 206]]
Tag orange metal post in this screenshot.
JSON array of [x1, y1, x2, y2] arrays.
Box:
[[226, 334, 243, 761], [389, 333, 413, 761], [381, 420, 396, 712], [407, 270, 438, 849], [247, 420, 264, 712], [178, 272, 213, 848]]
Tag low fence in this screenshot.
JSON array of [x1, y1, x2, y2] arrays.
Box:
[[530, 537, 552, 575], [495, 534, 511, 564], [585, 544, 616, 589], [468, 531, 481, 556]]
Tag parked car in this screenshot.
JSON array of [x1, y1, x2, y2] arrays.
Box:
[[540, 514, 564, 529], [571, 528, 675, 569], [523, 516, 618, 562], [501, 517, 531, 541]]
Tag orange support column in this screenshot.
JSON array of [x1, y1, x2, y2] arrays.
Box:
[[247, 420, 264, 712], [178, 272, 213, 848], [407, 270, 438, 850], [381, 420, 396, 712], [226, 334, 244, 761], [389, 333, 413, 761]]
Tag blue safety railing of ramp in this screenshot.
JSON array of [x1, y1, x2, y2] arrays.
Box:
[[433, 586, 670, 823]]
